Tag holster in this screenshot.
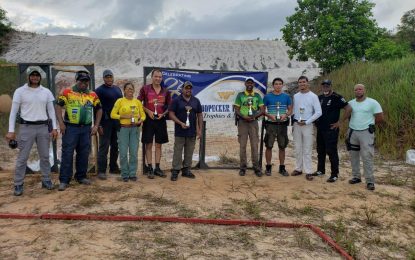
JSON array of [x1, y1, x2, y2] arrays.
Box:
[[345, 129, 360, 151]]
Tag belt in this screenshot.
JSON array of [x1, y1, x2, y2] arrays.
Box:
[[20, 119, 48, 125], [65, 122, 92, 127], [120, 124, 138, 128], [266, 121, 288, 125]]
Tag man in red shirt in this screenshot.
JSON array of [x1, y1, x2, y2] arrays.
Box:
[[138, 69, 171, 179]]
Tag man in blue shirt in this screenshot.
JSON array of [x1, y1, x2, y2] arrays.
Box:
[[168, 81, 203, 181], [263, 77, 292, 176], [95, 69, 123, 179]]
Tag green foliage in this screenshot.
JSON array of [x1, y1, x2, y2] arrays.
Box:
[[366, 37, 410, 61], [281, 0, 380, 73], [0, 6, 12, 37], [397, 8, 415, 50], [317, 54, 415, 159]]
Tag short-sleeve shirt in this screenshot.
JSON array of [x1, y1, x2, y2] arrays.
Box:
[[263, 92, 291, 122], [315, 92, 348, 130], [349, 97, 382, 130], [95, 84, 123, 120], [169, 95, 202, 137], [57, 85, 101, 125], [138, 84, 172, 115], [234, 91, 264, 118]]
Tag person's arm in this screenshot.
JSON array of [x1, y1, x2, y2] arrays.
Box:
[[256, 104, 265, 120], [304, 95, 322, 125], [169, 111, 188, 129], [110, 99, 122, 120], [6, 100, 19, 141], [196, 112, 203, 139], [375, 112, 384, 125], [138, 100, 146, 125], [92, 108, 103, 135], [46, 100, 58, 140], [331, 104, 352, 129], [55, 104, 65, 135]]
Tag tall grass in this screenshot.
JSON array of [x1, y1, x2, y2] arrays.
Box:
[[312, 54, 415, 159]]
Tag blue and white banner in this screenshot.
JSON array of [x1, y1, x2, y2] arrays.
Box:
[[162, 70, 268, 120]]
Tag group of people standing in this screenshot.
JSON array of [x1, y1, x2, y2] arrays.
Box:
[[5, 68, 383, 196], [234, 75, 383, 191], [6, 68, 202, 196]]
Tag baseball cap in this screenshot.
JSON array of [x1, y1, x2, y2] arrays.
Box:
[[245, 77, 255, 83], [183, 81, 193, 88], [103, 69, 113, 77], [321, 79, 332, 85], [75, 70, 91, 81], [27, 67, 41, 77]]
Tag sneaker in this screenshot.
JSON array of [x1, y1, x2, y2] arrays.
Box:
[[265, 165, 272, 176], [239, 169, 246, 176], [143, 165, 149, 175], [254, 168, 263, 177], [58, 183, 68, 191], [122, 177, 129, 182], [348, 178, 362, 184], [14, 184, 23, 196], [312, 171, 325, 176], [77, 178, 91, 185], [129, 176, 137, 182], [154, 167, 167, 178], [367, 183, 375, 190], [182, 169, 196, 179], [41, 180, 54, 190], [98, 172, 107, 180], [291, 170, 303, 176], [171, 170, 179, 181], [279, 165, 289, 177], [327, 176, 338, 183], [147, 167, 155, 179], [305, 174, 314, 181]]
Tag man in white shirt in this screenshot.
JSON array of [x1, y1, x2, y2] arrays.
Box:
[[6, 68, 58, 196], [291, 76, 322, 180], [344, 84, 383, 191]]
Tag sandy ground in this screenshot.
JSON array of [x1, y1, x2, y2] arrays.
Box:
[[0, 141, 414, 259]]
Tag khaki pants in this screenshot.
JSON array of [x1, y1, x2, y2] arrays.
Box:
[[238, 120, 259, 169], [172, 136, 196, 171], [293, 122, 314, 174], [348, 129, 375, 184]]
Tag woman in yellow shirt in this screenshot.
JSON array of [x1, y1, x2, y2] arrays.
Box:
[[111, 82, 146, 181]]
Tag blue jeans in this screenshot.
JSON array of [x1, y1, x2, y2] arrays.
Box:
[[59, 125, 91, 184], [118, 126, 140, 178]]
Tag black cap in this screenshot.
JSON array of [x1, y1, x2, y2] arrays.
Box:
[[183, 81, 193, 88], [321, 79, 332, 85], [75, 70, 91, 81]]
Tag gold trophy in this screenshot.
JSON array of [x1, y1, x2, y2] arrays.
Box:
[[153, 99, 158, 118], [276, 102, 281, 120], [299, 107, 305, 122], [247, 97, 253, 116], [185, 106, 192, 127], [130, 106, 136, 124]]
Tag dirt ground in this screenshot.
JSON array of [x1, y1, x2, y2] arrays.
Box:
[[0, 142, 414, 260]]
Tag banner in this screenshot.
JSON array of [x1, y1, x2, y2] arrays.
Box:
[[162, 70, 268, 120]]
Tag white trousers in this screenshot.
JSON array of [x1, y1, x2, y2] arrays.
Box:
[[293, 123, 314, 174]]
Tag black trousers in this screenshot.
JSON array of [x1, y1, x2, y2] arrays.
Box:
[[98, 119, 119, 173], [316, 128, 340, 176]]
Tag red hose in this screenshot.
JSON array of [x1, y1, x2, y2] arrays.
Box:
[[0, 213, 353, 259]]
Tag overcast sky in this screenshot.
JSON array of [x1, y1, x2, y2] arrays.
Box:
[[1, 0, 414, 40]]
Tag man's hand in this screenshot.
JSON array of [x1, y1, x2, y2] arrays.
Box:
[[50, 129, 58, 140], [180, 122, 189, 129], [98, 126, 104, 135], [280, 114, 288, 121], [91, 125, 99, 136], [330, 121, 340, 129], [197, 129, 201, 139], [5, 132, 16, 141], [243, 116, 254, 122], [297, 121, 306, 126], [267, 115, 276, 121], [59, 123, 66, 135]]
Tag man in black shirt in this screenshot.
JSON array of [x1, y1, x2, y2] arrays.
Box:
[[313, 80, 351, 182]]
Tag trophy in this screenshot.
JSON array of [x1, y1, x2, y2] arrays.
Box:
[[276, 102, 281, 120], [247, 97, 253, 116], [185, 106, 192, 127], [130, 106, 136, 123], [299, 107, 305, 122], [153, 99, 158, 118]]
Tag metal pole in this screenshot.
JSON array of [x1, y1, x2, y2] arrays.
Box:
[[258, 119, 265, 169]]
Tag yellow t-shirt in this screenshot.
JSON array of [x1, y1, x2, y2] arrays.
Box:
[[110, 97, 146, 125]]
